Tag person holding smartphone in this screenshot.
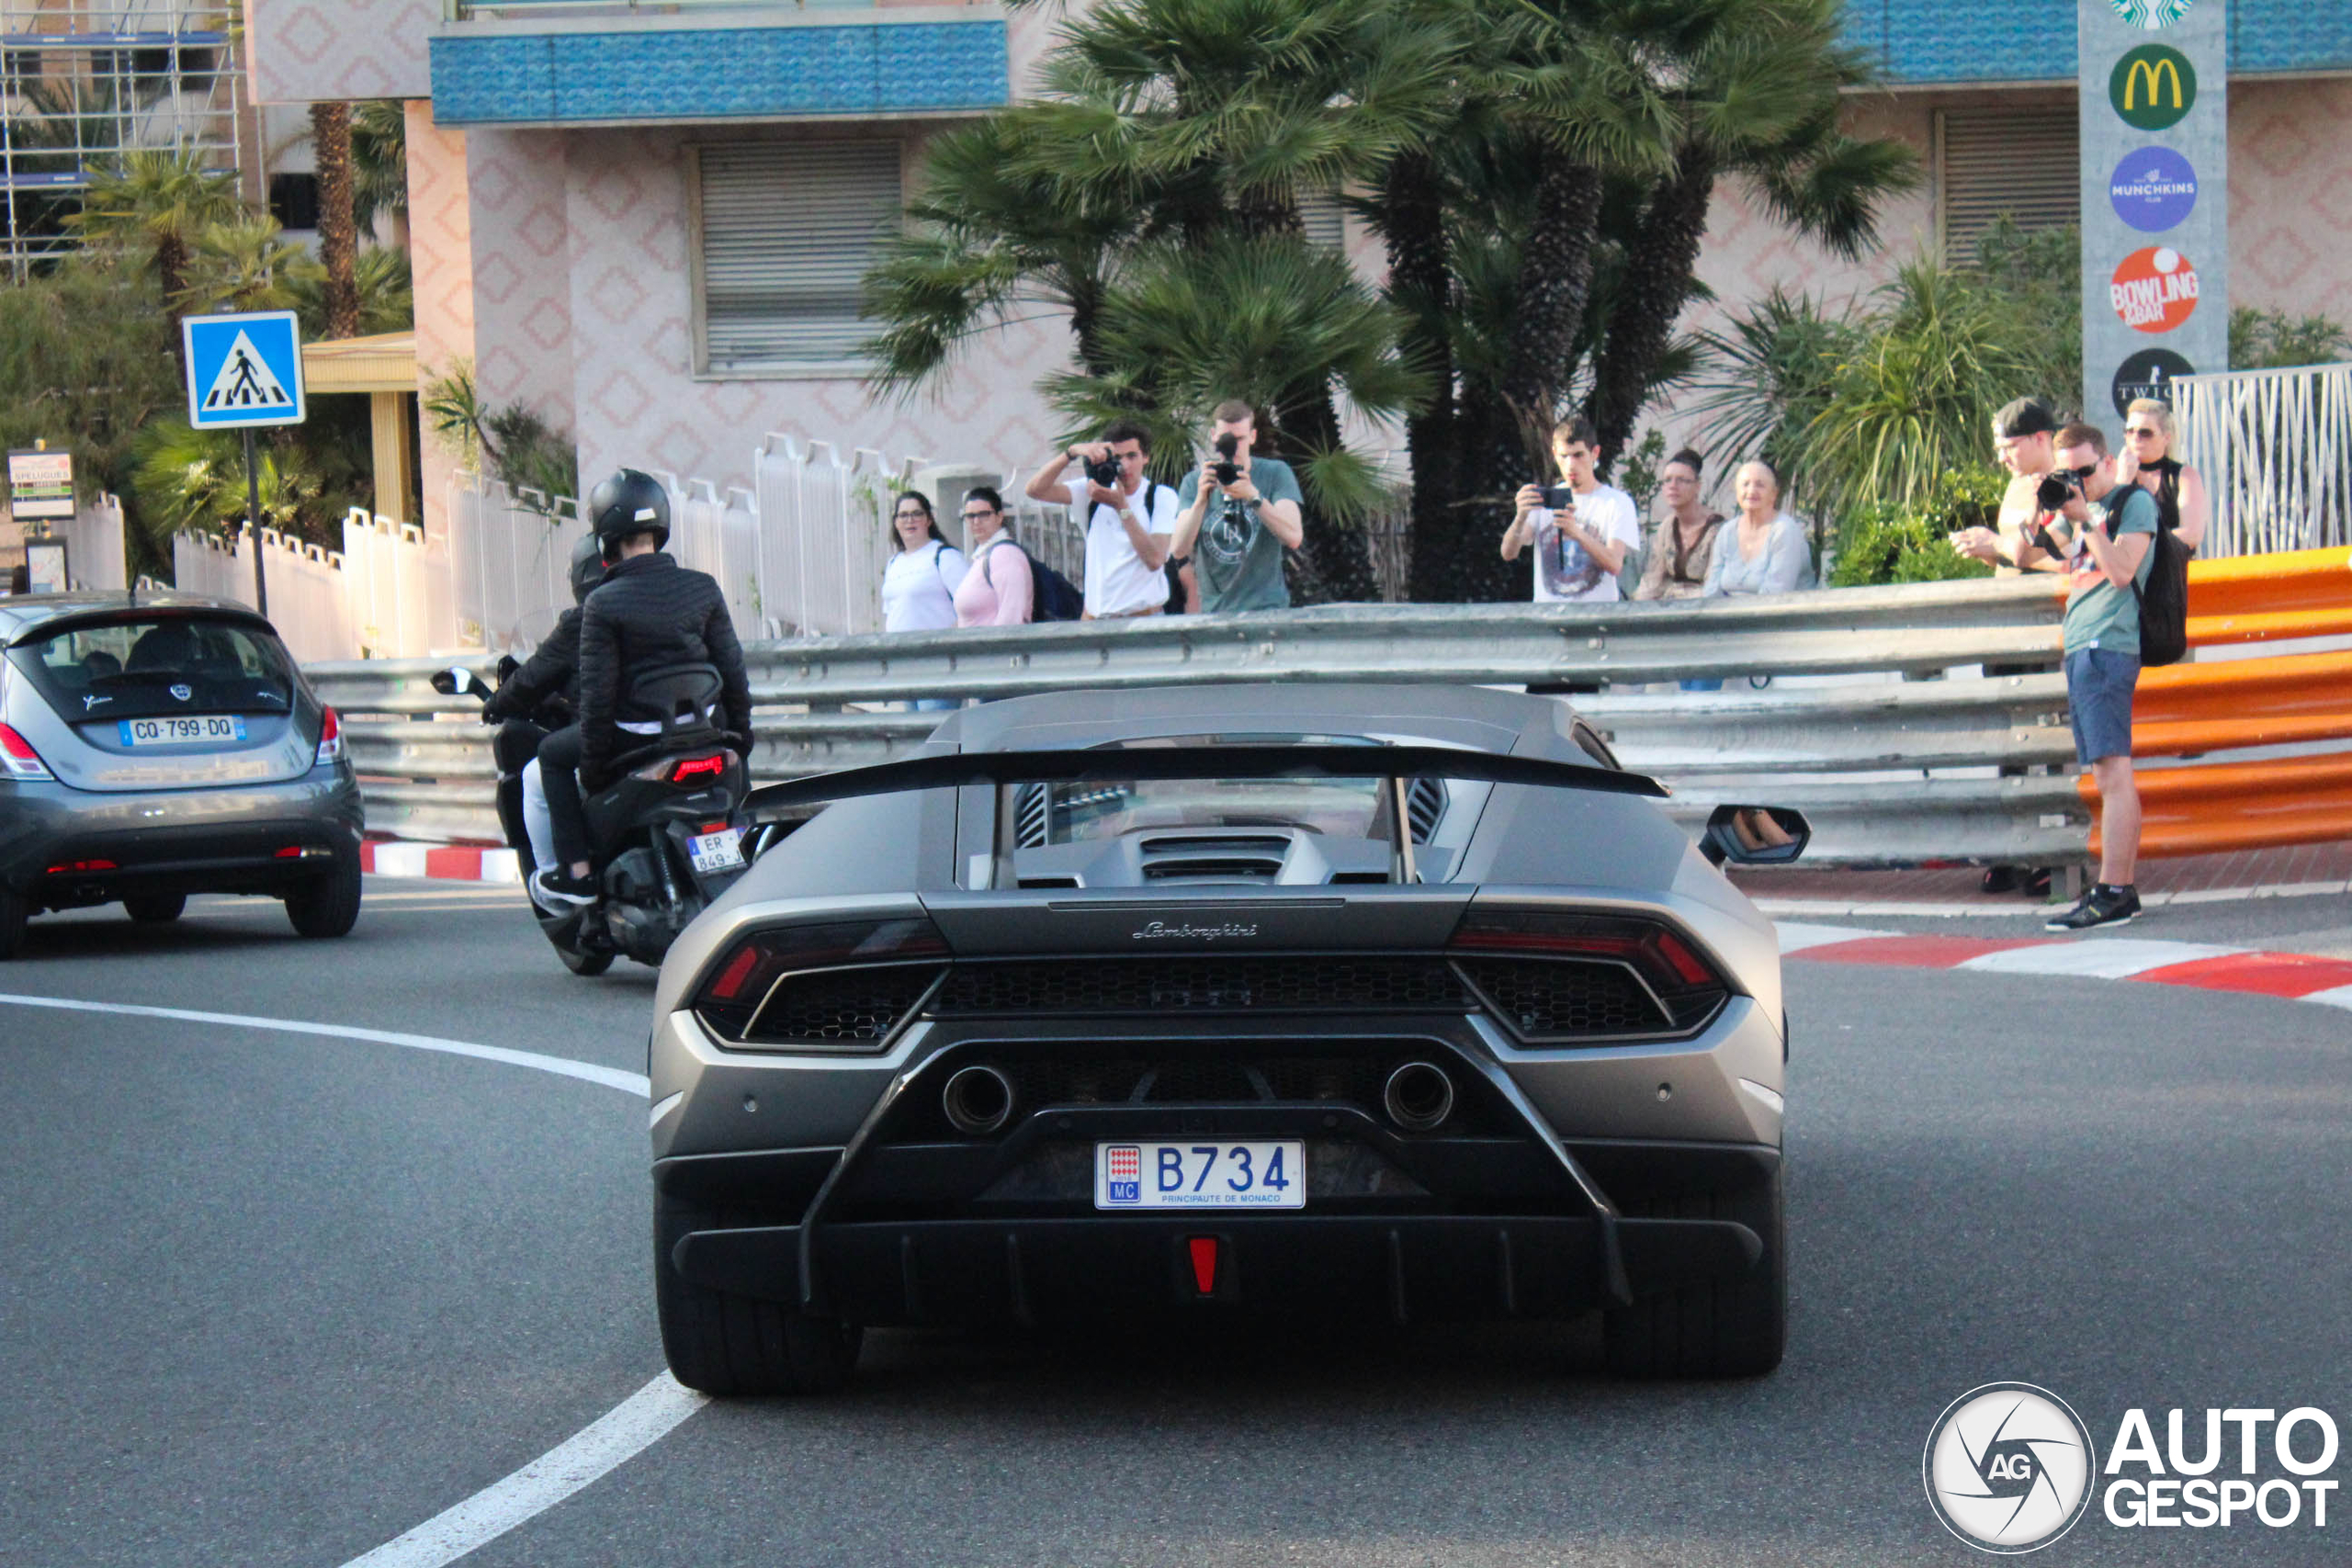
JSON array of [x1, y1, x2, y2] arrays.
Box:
[[1500, 416, 1640, 604]]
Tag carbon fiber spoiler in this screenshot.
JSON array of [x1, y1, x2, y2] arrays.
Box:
[[743, 743, 1668, 813]]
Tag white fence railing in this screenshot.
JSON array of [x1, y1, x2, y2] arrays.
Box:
[[447, 475, 589, 654], [168, 512, 458, 664], [2173, 361, 2352, 558]]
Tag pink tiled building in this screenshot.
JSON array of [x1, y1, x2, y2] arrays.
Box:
[[239, 0, 2352, 539]]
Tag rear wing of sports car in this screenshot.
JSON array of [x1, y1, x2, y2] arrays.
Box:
[[743, 743, 1669, 813]]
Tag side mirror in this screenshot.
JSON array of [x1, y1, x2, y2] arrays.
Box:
[[430, 666, 476, 697], [1700, 805, 1810, 867]]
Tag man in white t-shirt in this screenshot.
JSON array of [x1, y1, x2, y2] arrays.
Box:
[[1023, 419, 1177, 617], [1499, 415, 1640, 604]]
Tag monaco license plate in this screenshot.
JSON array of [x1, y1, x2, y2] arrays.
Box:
[[686, 827, 743, 874], [118, 715, 245, 748], [1095, 1141, 1306, 1211]]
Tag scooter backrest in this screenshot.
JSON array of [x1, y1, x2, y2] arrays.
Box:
[[628, 662, 725, 743]]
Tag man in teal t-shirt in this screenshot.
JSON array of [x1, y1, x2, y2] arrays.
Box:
[[1170, 400, 1305, 613], [2037, 422, 2159, 932]]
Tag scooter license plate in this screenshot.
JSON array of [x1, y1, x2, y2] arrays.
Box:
[[687, 828, 744, 874]]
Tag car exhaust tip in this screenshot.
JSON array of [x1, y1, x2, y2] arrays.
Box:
[[1383, 1061, 1454, 1133], [943, 1064, 1016, 1136]]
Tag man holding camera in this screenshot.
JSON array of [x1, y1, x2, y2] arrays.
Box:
[[1171, 400, 1305, 614], [2007, 422, 2159, 931], [1500, 417, 1640, 604], [1953, 398, 2071, 577], [1023, 420, 1177, 618]]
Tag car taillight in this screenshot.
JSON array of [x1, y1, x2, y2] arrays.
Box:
[[0, 723, 55, 781], [46, 859, 118, 875], [694, 917, 951, 1047], [1448, 908, 1732, 1040], [314, 706, 343, 766], [670, 753, 726, 784]]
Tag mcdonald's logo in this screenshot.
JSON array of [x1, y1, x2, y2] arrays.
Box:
[[2109, 45, 2198, 130]]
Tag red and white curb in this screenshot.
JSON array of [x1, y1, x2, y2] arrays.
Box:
[[359, 840, 522, 885], [1778, 922, 2352, 1012], [1750, 878, 2352, 920]]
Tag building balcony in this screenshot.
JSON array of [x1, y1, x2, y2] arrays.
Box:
[[427, 0, 1005, 127]]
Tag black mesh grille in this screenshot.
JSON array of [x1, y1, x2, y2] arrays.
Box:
[[1454, 956, 1674, 1037], [933, 956, 1471, 1016], [740, 964, 944, 1044]]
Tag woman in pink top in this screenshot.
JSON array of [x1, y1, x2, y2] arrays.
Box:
[[951, 486, 1033, 626]]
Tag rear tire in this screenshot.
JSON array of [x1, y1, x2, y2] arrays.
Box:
[[285, 853, 362, 939], [654, 1190, 860, 1396], [0, 885, 27, 960], [1603, 1170, 1785, 1380], [124, 892, 187, 924], [559, 942, 614, 976]]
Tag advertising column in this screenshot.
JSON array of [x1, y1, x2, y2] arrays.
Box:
[[2081, 0, 2227, 429]]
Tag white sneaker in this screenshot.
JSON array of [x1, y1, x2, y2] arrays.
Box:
[[531, 868, 595, 910]]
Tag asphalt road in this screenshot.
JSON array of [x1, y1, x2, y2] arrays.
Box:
[[3, 878, 2347, 1566]]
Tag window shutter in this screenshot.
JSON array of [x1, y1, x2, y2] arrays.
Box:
[[695, 141, 903, 371], [1298, 187, 1346, 253], [1937, 107, 2078, 265]]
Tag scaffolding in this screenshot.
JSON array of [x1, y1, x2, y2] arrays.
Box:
[[1, 0, 242, 279]]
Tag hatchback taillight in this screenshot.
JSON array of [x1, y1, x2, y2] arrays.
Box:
[[314, 706, 343, 766], [1449, 908, 1732, 1040], [694, 917, 951, 1047], [0, 723, 55, 781]]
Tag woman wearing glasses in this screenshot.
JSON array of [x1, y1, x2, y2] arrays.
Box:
[[951, 487, 1033, 626], [2119, 398, 2209, 553]]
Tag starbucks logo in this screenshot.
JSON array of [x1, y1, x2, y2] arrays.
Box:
[[2109, 0, 2194, 27], [2109, 45, 2197, 131]]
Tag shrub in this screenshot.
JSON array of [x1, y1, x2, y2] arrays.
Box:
[[1826, 463, 2004, 587]]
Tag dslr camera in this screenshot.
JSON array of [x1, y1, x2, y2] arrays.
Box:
[[1082, 449, 1122, 490], [2035, 466, 2088, 512], [1213, 433, 1242, 488]]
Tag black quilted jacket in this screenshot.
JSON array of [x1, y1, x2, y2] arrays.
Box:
[[575, 552, 752, 781], [483, 605, 582, 726]]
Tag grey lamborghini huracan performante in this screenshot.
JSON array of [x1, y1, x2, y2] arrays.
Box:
[[647, 684, 1807, 1393]]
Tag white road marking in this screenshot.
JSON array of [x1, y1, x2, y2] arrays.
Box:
[[1772, 921, 1890, 954], [2302, 985, 2352, 1012], [0, 994, 646, 1097], [337, 1373, 707, 1568], [0, 991, 694, 1565], [1957, 939, 2241, 979]]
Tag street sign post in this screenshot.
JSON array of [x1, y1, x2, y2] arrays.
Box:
[[6, 446, 75, 522], [181, 310, 308, 616]]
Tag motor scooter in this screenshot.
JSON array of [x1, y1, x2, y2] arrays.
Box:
[[433, 660, 753, 974]]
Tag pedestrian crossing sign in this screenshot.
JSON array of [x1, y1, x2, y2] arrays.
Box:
[[183, 310, 306, 430]]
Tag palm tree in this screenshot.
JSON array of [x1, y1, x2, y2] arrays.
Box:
[[311, 102, 361, 338], [350, 100, 409, 243], [174, 211, 322, 315], [68, 149, 246, 367]]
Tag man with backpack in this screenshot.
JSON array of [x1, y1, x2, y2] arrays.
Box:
[[1023, 421, 1177, 619], [2024, 421, 2182, 931]]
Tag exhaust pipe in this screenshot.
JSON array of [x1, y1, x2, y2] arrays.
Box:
[[943, 1064, 1016, 1136], [1383, 1061, 1454, 1133]]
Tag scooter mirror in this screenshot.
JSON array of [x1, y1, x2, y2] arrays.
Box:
[[430, 667, 474, 697]]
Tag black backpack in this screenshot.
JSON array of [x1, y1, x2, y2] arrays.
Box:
[[2129, 505, 2189, 667], [982, 539, 1084, 622]]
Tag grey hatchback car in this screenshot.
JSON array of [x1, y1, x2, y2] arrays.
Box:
[[0, 592, 363, 957]]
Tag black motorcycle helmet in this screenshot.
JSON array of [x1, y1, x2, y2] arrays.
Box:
[[587, 468, 671, 560], [568, 531, 607, 605]]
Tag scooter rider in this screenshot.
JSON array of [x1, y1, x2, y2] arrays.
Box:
[[533, 469, 753, 908], [484, 533, 604, 883]]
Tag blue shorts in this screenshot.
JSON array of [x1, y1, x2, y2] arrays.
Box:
[[2064, 647, 2141, 764]]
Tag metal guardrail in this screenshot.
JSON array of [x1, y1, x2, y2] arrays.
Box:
[[313, 550, 2352, 869], [314, 575, 2087, 864]]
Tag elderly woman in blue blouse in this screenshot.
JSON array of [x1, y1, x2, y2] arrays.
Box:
[[1702, 460, 1816, 598]]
